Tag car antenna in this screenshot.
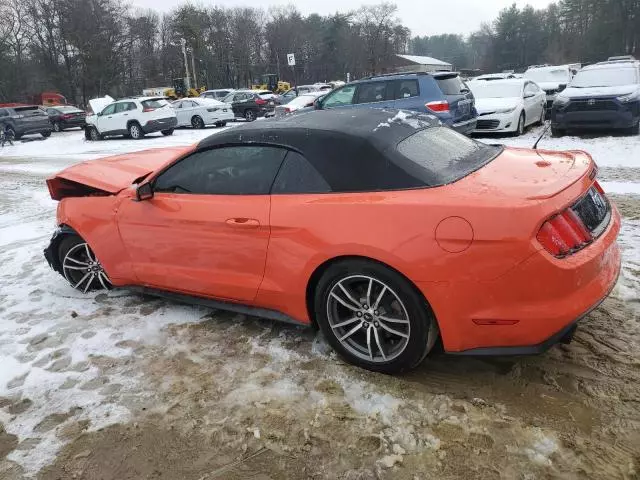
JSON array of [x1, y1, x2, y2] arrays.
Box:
[[533, 122, 551, 150]]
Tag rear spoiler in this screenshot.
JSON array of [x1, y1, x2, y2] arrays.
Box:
[[431, 72, 460, 80]]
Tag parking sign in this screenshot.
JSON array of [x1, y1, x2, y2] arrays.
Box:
[[287, 54, 296, 66]]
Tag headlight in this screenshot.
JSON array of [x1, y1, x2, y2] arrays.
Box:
[[554, 96, 570, 106], [495, 107, 517, 114], [617, 92, 639, 103]]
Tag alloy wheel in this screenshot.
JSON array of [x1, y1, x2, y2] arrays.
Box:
[[53, 122, 61, 132], [62, 242, 111, 293], [130, 124, 141, 139], [192, 116, 204, 129], [90, 127, 100, 141], [518, 114, 524, 135], [326, 275, 410, 363], [245, 110, 256, 121]]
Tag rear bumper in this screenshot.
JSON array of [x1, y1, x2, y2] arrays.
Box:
[[451, 117, 477, 135], [16, 121, 53, 136], [204, 110, 234, 124], [143, 117, 178, 133], [420, 206, 622, 354], [61, 118, 86, 128]]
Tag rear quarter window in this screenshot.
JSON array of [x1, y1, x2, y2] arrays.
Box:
[[397, 127, 502, 186]]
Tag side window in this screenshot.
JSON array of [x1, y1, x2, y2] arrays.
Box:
[[47, 108, 57, 115], [127, 102, 137, 111], [272, 151, 331, 194], [322, 85, 356, 108], [175, 101, 184, 109], [524, 83, 537, 96], [233, 93, 247, 102], [154, 146, 287, 195], [101, 104, 116, 116], [355, 82, 391, 104], [395, 80, 419, 99], [114, 103, 128, 113]]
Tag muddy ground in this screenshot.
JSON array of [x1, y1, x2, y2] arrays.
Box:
[[0, 133, 639, 479]]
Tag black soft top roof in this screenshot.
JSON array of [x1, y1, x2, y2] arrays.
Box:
[[197, 109, 440, 154]]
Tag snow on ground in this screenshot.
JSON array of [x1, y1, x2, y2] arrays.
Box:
[[0, 123, 639, 479]]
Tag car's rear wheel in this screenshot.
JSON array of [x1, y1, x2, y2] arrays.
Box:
[[58, 235, 111, 293], [215, 121, 227, 127], [52, 122, 61, 132], [314, 259, 437, 374], [128, 122, 144, 140], [161, 129, 174, 136], [191, 116, 205, 129], [41, 131, 51, 138], [244, 109, 257, 122]]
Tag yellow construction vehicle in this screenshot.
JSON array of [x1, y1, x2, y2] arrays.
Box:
[[252, 74, 291, 94], [163, 78, 206, 100]]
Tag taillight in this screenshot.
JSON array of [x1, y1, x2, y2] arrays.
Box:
[[61, 114, 73, 120], [593, 180, 605, 195], [142, 107, 155, 112], [426, 100, 449, 112], [255, 98, 267, 106], [537, 209, 593, 257], [284, 107, 291, 113]]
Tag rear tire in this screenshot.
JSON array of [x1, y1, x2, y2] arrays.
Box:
[[57, 235, 111, 293], [128, 122, 144, 140], [314, 259, 437, 374], [191, 116, 205, 129], [244, 109, 257, 122], [41, 131, 51, 138], [8, 127, 20, 140], [52, 122, 61, 132], [161, 129, 174, 136]]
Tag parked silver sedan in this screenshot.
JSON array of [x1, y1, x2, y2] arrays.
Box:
[[172, 98, 235, 129]]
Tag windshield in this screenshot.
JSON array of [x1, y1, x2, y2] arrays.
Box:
[[397, 127, 502, 186], [288, 95, 319, 109], [525, 68, 569, 83], [570, 67, 638, 88], [469, 82, 522, 98], [436, 76, 467, 95]]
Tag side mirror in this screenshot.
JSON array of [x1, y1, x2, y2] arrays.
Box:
[[136, 182, 154, 201], [96, 112, 102, 117], [314, 99, 322, 110], [558, 84, 567, 92]]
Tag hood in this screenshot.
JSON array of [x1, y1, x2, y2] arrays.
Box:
[[536, 81, 567, 91], [475, 97, 521, 114], [559, 85, 638, 99], [47, 146, 194, 199], [464, 147, 593, 200], [88, 95, 114, 115]]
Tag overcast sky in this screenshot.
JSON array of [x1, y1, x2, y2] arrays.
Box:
[[130, 0, 555, 36]]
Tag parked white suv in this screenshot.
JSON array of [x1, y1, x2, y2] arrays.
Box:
[[85, 96, 178, 141]]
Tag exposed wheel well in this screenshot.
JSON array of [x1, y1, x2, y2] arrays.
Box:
[[47, 225, 80, 274], [305, 255, 436, 329], [127, 120, 141, 128]]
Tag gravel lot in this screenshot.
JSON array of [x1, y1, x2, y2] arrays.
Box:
[[0, 124, 638, 479]]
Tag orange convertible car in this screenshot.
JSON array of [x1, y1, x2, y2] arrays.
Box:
[[44, 109, 621, 373]]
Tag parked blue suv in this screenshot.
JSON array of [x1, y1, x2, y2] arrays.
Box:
[[551, 59, 640, 136], [313, 72, 477, 135]]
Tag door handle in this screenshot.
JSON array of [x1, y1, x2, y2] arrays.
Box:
[[226, 218, 260, 228]]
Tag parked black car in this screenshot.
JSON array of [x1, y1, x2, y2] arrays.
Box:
[[45, 105, 87, 132], [221, 90, 276, 121], [551, 59, 640, 136], [0, 105, 53, 139]]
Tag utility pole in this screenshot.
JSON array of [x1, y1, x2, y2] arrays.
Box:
[[191, 49, 198, 90], [181, 38, 191, 90]]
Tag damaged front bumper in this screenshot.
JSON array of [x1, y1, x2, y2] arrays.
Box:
[[43, 226, 73, 274]]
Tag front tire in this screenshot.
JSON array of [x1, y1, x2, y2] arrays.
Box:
[[191, 116, 205, 129], [58, 235, 111, 293], [128, 122, 144, 140], [52, 122, 61, 132], [514, 112, 525, 137], [244, 109, 257, 122], [8, 127, 20, 140], [41, 131, 51, 138], [314, 259, 437, 374], [161, 129, 174, 136]]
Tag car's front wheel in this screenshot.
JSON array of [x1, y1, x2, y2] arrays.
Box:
[[58, 235, 111, 293], [551, 126, 565, 137], [161, 129, 174, 136], [314, 259, 437, 374], [128, 122, 144, 140], [514, 112, 525, 136], [7, 127, 20, 140], [52, 122, 61, 132], [244, 109, 257, 122], [41, 131, 51, 138], [191, 116, 205, 129], [86, 126, 101, 141]]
